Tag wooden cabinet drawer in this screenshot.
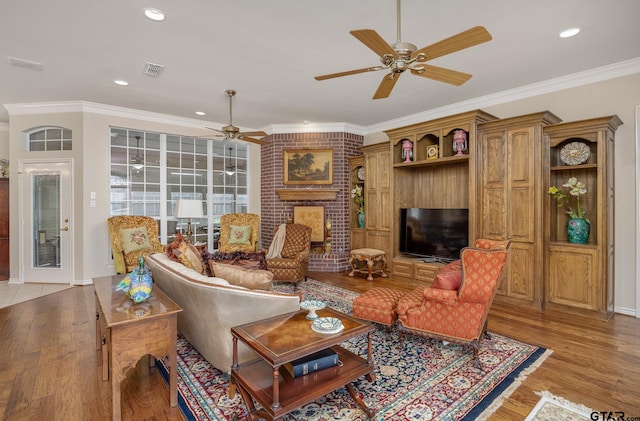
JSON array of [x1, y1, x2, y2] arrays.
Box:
[[414, 262, 443, 283], [392, 260, 413, 278]]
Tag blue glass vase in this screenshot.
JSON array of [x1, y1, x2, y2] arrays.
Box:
[[567, 218, 590, 244], [357, 212, 365, 228]]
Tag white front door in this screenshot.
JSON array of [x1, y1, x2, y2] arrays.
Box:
[[20, 160, 72, 284]]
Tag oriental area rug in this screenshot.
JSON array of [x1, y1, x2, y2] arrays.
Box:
[[157, 278, 551, 420]]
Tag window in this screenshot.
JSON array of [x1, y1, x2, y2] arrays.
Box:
[[109, 127, 248, 248], [28, 127, 72, 151]]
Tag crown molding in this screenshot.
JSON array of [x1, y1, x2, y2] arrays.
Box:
[[364, 57, 640, 135], [266, 122, 366, 135], [2, 101, 244, 131]]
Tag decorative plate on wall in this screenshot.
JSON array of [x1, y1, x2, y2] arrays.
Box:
[[560, 141, 590, 165], [357, 166, 365, 181]]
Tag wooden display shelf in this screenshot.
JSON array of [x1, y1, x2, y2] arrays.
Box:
[[392, 154, 469, 169]]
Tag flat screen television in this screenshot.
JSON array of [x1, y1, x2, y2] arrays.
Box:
[[399, 208, 469, 261]]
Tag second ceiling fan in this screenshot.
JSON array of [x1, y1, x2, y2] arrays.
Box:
[[314, 0, 492, 99], [204, 89, 267, 145]]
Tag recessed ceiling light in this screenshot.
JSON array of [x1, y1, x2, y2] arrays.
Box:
[[559, 27, 580, 38], [114, 80, 129, 86], [195, 111, 206, 116], [144, 8, 166, 22]]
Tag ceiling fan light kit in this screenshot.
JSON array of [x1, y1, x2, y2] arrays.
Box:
[[314, 0, 492, 99]]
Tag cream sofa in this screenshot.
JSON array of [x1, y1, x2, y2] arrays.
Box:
[[145, 252, 300, 373]]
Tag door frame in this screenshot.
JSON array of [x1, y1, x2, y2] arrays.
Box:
[[18, 158, 74, 285]]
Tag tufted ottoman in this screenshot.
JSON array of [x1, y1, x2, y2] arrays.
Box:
[[348, 248, 387, 281], [352, 287, 406, 329]]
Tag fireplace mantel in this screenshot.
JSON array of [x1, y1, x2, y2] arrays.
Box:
[[275, 188, 340, 201]]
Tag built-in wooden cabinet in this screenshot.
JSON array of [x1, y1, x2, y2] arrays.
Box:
[[385, 110, 497, 280], [359, 143, 391, 259], [348, 156, 366, 250], [354, 110, 619, 318], [476, 112, 561, 309], [543, 116, 621, 319]]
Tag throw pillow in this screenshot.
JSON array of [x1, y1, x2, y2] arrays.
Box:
[[119, 226, 152, 254], [210, 262, 274, 291], [177, 241, 205, 275], [228, 225, 252, 245], [165, 233, 186, 262], [431, 270, 463, 291], [431, 260, 462, 290]]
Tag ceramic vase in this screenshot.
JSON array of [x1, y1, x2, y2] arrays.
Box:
[[567, 218, 590, 244], [357, 212, 365, 228]]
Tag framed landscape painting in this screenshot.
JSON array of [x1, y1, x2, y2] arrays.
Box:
[[283, 149, 333, 185]]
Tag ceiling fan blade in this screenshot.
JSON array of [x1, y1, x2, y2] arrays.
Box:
[[241, 136, 268, 146], [413, 26, 492, 62], [373, 73, 400, 99], [315, 66, 384, 81], [350, 29, 398, 59], [411, 64, 472, 85], [242, 131, 267, 138]]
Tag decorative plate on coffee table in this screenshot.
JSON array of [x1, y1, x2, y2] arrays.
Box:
[[311, 317, 344, 334]]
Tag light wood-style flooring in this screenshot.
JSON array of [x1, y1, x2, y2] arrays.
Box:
[[0, 271, 638, 420]]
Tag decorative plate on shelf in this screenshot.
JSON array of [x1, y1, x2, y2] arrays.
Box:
[[311, 317, 344, 334], [357, 166, 365, 181], [559, 141, 590, 166]]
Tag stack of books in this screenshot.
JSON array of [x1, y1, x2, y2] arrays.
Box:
[[283, 348, 340, 377]]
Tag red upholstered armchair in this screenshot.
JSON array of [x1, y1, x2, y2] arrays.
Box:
[[396, 239, 510, 369]]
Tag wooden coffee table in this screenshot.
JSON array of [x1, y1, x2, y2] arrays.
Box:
[[230, 307, 376, 420], [94, 275, 182, 421]]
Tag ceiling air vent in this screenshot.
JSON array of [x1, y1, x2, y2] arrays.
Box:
[[143, 62, 165, 77]]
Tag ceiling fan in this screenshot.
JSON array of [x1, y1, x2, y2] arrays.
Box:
[[314, 0, 492, 99], [204, 89, 268, 145]]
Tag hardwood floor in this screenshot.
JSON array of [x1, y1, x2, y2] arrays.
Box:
[[1, 271, 638, 420]]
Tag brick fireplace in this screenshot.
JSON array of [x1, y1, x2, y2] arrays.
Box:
[[261, 131, 363, 271]]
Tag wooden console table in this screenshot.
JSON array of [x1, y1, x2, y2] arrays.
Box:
[[230, 307, 376, 420], [94, 275, 182, 421]]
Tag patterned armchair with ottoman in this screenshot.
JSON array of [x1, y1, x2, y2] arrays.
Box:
[[396, 239, 510, 369], [108, 215, 164, 274], [265, 223, 312, 288]]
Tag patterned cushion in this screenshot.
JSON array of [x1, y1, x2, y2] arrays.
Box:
[[281, 224, 312, 258], [203, 250, 267, 277], [353, 288, 406, 326], [474, 239, 510, 250], [219, 213, 259, 253], [165, 233, 186, 262], [228, 225, 252, 245], [119, 226, 152, 254], [164, 233, 205, 274]]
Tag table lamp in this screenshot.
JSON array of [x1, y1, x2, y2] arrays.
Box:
[[175, 199, 203, 242]]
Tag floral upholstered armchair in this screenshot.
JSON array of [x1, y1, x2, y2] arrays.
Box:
[[218, 213, 260, 253], [265, 223, 312, 288], [396, 239, 510, 370], [107, 216, 164, 274]]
